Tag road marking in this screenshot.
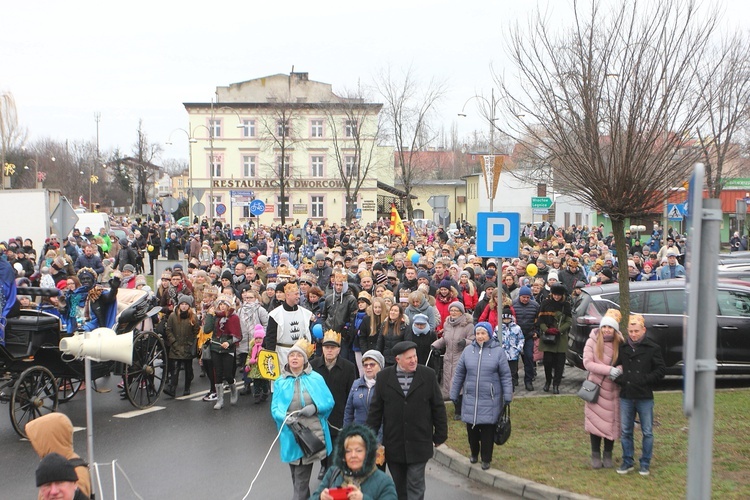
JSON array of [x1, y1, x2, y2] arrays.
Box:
[[73, 426, 86, 433], [179, 381, 243, 402], [113, 406, 165, 419]]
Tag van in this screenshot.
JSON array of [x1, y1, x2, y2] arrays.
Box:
[[74, 212, 110, 237]]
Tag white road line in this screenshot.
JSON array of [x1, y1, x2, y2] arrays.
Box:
[[113, 406, 165, 419], [73, 426, 86, 433]]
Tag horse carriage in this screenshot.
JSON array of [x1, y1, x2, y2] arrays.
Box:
[[0, 287, 166, 437]]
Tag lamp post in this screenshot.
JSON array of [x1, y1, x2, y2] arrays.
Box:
[[458, 88, 501, 211]]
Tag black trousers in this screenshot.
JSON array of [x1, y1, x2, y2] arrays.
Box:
[[213, 351, 236, 385], [543, 351, 566, 385], [590, 433, 614, 453], [466, 423, 496, 463], [168, 359, 194, 388]]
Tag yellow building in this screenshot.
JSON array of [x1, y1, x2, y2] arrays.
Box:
[[405, 180, 468, 225], [183, 72, 394, 227], [171, 169, 190, 201]]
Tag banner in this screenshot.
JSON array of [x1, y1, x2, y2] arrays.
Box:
[[390, 205, 407, 244]]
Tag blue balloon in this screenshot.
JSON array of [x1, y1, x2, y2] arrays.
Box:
[[312, 324, 323, 339], [411, 252, 420, 264]]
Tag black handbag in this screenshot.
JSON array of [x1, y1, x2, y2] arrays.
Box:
[[540, 332, 558, 345], [494, 405, 511, 445], [289, 420, 326, 457]]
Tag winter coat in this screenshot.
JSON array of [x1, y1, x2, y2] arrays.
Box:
[[238, 302, 269, 354], [434, 293, 457, 331], [616, 337, 666, 400], [432, 312, 475, 400], [311, 356, 358, 432], [511, 297, 540, 338], [501, 321, 524, 361], [583, 329, 621, 441], [450, 338, 513, 425], [404, 328, 438, 366], [477, 302, 499, 331], [344, 377, 378, 428], [537, 296, 572, 354], [165, 311, 200, 360], [366, 365, 448, 464], [312, 424, 397, 500], [404, 297, 439, 330], [323, 287, 358, 343], [458, 283, 479, 312], [26, 413, 92, 499], [377, 321, 409, 366]]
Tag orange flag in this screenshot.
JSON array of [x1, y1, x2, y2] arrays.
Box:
[[390, 205, 407, 244]]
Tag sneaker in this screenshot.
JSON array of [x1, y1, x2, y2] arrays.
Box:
[[617, 464, 634, 475], [639, 466, 650, 476], [203, 393, 218, 402]]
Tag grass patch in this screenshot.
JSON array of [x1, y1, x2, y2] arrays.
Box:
[[445, 389, 750, 499]]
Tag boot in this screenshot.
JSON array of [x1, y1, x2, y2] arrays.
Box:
[[239, 381, 251, 396], [602, 451, 613, 468], [543, 381, 551, 392], [230, 382, 239, 405], [591, 452, 602, 469], [214, 383, 225, 410], [183, 380, 191, 396], [553, 385, 560, 395], [454, 395, 462, 420]]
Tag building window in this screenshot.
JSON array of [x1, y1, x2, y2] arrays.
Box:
[[241, 119, 256, 138], [209, 119, 222, 137], [242, 155, 256, 177], [311, 196, 324, 217], [277, 156, 291, 177], [277, 119, 290, 138], [211, 196, 222, 217], [310, 119, 323, 138], [177, 179, 183, 187], [345, 119, 357, 138], [277, 196, 290, 218], [311, 156, 324, 177], [345, 156, 359, 177], [209, 155, 222, 177]]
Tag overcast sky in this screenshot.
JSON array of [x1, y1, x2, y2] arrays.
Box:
[[2, 0, 748, 164]]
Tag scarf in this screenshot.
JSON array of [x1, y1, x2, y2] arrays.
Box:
[[364, 376, 376, 389], [249, 338, 264, 364], [627, 335, 644, 350]]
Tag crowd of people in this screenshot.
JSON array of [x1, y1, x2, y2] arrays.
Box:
[[1, 215, 683, 499]]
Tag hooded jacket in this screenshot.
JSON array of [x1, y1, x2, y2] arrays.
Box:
[[311, 424, 397, 499], [26, 413, 91, 499]]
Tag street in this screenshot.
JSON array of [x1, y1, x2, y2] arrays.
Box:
[[0, 369, 511, 499]]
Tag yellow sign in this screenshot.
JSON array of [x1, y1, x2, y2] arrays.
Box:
[[257, 349, 281, 380]]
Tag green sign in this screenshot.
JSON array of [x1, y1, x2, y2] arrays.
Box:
[[723, 178, 750, 189], [531, 197, 553, 209]]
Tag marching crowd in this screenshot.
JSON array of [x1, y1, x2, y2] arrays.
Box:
[[1, 215, 676, 500]]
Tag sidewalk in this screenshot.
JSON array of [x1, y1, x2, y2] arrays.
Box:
[[433, 364, 598, 500]]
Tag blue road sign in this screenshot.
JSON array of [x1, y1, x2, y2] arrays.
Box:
[[476, 212, 520, 258], [249, 199, 266, 216], [215, 203, 226, 216], [668, 204, 684, 221]]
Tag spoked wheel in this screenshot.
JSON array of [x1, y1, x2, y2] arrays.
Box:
[[10, 366, 59, 438], [124, 331, 166, 409], [56, 376, 84, 403]]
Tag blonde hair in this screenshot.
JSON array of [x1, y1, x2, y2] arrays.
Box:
[[370, 297, 388, 337]]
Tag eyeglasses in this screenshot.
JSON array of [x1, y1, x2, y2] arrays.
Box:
[[362, 362, 378, 368]]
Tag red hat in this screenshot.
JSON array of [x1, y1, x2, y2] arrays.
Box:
[[56, 280, 68, 291]]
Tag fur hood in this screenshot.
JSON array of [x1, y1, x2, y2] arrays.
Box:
[[332, 424, 378, 479]]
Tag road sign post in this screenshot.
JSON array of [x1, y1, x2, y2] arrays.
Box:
[[476, 212, 520, 258], [50, 197, 79, 238], [530, 197, 553, 209]]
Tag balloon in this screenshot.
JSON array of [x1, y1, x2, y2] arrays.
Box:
[[406, 249, 416, 260], [411, 252, 420, 264], [526, 263, 538, 277], [147, 245, 154, 253], [312, 324, 323, 340]]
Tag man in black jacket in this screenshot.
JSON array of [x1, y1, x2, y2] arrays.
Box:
[[614, 314, 666, 476], [512, 286, 540, 391], [367, 341, 447, 500], [310, 330, 356, 481]]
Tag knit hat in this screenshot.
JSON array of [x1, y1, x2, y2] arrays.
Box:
[[475, 322, 493, 335], [36, 452, 78, 487], [122, 264, 135, 273], [550, 283, 567, 295], [484, 268, 496, 278], [254, 324, 266, 339], [177, 294, 193, 307], [412, 313, 429, 325], [600, 268, 614, 280], [417, 270, 429, 280], [362, 349, 385, 369], [288, 337, 314, 363], [501, 306, 514, 321], [438, 279, 452, 290], [448, 301, 465, 313], [599, 315, 620, 332], [547, 271, 559, 282], [221, 270, 232, 281], [518, 285, 532, 297], [482, 282, 496, 292]]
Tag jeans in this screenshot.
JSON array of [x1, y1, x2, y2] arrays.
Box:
[[620, 398, 654, 469]]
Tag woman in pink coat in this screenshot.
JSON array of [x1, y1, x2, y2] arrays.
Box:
[[431, 301, 475, 416], [583, 309, 624, 469]]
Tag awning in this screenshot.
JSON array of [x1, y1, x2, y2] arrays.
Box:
[[377, 181, 417, 199]]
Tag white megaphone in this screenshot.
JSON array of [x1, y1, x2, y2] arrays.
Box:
[[60, 328, 133, 365]]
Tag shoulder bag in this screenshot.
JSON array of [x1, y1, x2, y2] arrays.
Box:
[[494, 404, 511, 445]]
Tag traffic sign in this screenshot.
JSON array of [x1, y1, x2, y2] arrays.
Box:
[[531, 197, 553, 209], [667, 204, 683, 221], [193, 202, 206, 216], [50, 197, 79, 238], [215, 203, 226, 216], [532, 208, 549, 215], [192, 188, 206, 203], [476, 212, 520, 258], [249, 200, 266, 216], [355, 208, 362, 219], [162, 196, 179, 213]]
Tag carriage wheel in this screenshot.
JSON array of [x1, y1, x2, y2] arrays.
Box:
[[56, 377, 84, 403], [10, 366, 59, 438], [124, 331, 166, 409]]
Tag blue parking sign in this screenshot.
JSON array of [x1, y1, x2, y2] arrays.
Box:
[[476, 212, 520, 258]]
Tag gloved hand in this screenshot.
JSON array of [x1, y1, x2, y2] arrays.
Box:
[[546, 328, 560, 336], [456, 338, 467, 348], [299, 404, 317, 417], [609, 367, 622, 380]]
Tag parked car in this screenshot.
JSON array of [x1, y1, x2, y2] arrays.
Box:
[[567, 279, 750, 375]]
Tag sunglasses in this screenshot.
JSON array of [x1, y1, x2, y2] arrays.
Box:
[[362, 362, 378, 368]]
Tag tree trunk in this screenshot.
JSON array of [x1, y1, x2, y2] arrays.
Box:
[[611, 217, 631, 333]]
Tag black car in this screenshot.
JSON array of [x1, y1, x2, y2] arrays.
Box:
[[567, 279, 750, 375]]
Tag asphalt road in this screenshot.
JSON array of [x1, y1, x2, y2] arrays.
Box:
[[0, 367, 513, 499]]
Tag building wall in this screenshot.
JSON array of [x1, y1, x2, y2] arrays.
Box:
[[406, 182, 467, 224], [185, 74, 393, 227]]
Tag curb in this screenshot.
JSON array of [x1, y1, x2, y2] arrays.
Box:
[[433, 445, 599, 500]]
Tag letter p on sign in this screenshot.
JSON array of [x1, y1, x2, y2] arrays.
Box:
[[476, 212, 520, 258]]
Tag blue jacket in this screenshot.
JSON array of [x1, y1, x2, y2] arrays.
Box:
[[511, 297, 540, 337], [450, 338, 513, 425], [344, 376, 375, 428]]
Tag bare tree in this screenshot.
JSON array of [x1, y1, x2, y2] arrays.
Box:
[[694, 31, 750, 197], [1, 92, 28, 189], [130, 120, 162, 213], [375, 67, 446, 219], [497, 0, 719, 323], [321, 86, 384, 225]]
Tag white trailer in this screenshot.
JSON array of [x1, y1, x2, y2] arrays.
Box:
[[0, 189, 60, 248]]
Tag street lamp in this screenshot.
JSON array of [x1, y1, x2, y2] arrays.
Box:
[[458, 89, 501, 211], [629, 224, 646, 243]]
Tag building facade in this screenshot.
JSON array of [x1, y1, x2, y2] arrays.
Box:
[[183, 72, 393, 228]]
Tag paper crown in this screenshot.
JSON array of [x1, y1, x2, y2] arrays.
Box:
[[215, 294, 235, 307], [293, 337, 315, 358], [333, 272, 347, 283], [322, 330, 341, 346], [284, 282, 299, 294]]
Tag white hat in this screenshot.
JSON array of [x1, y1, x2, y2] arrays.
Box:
[[599, 316, 620, 332]]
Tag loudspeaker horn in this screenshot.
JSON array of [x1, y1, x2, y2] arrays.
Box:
[[60, 328, 133, 365]]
